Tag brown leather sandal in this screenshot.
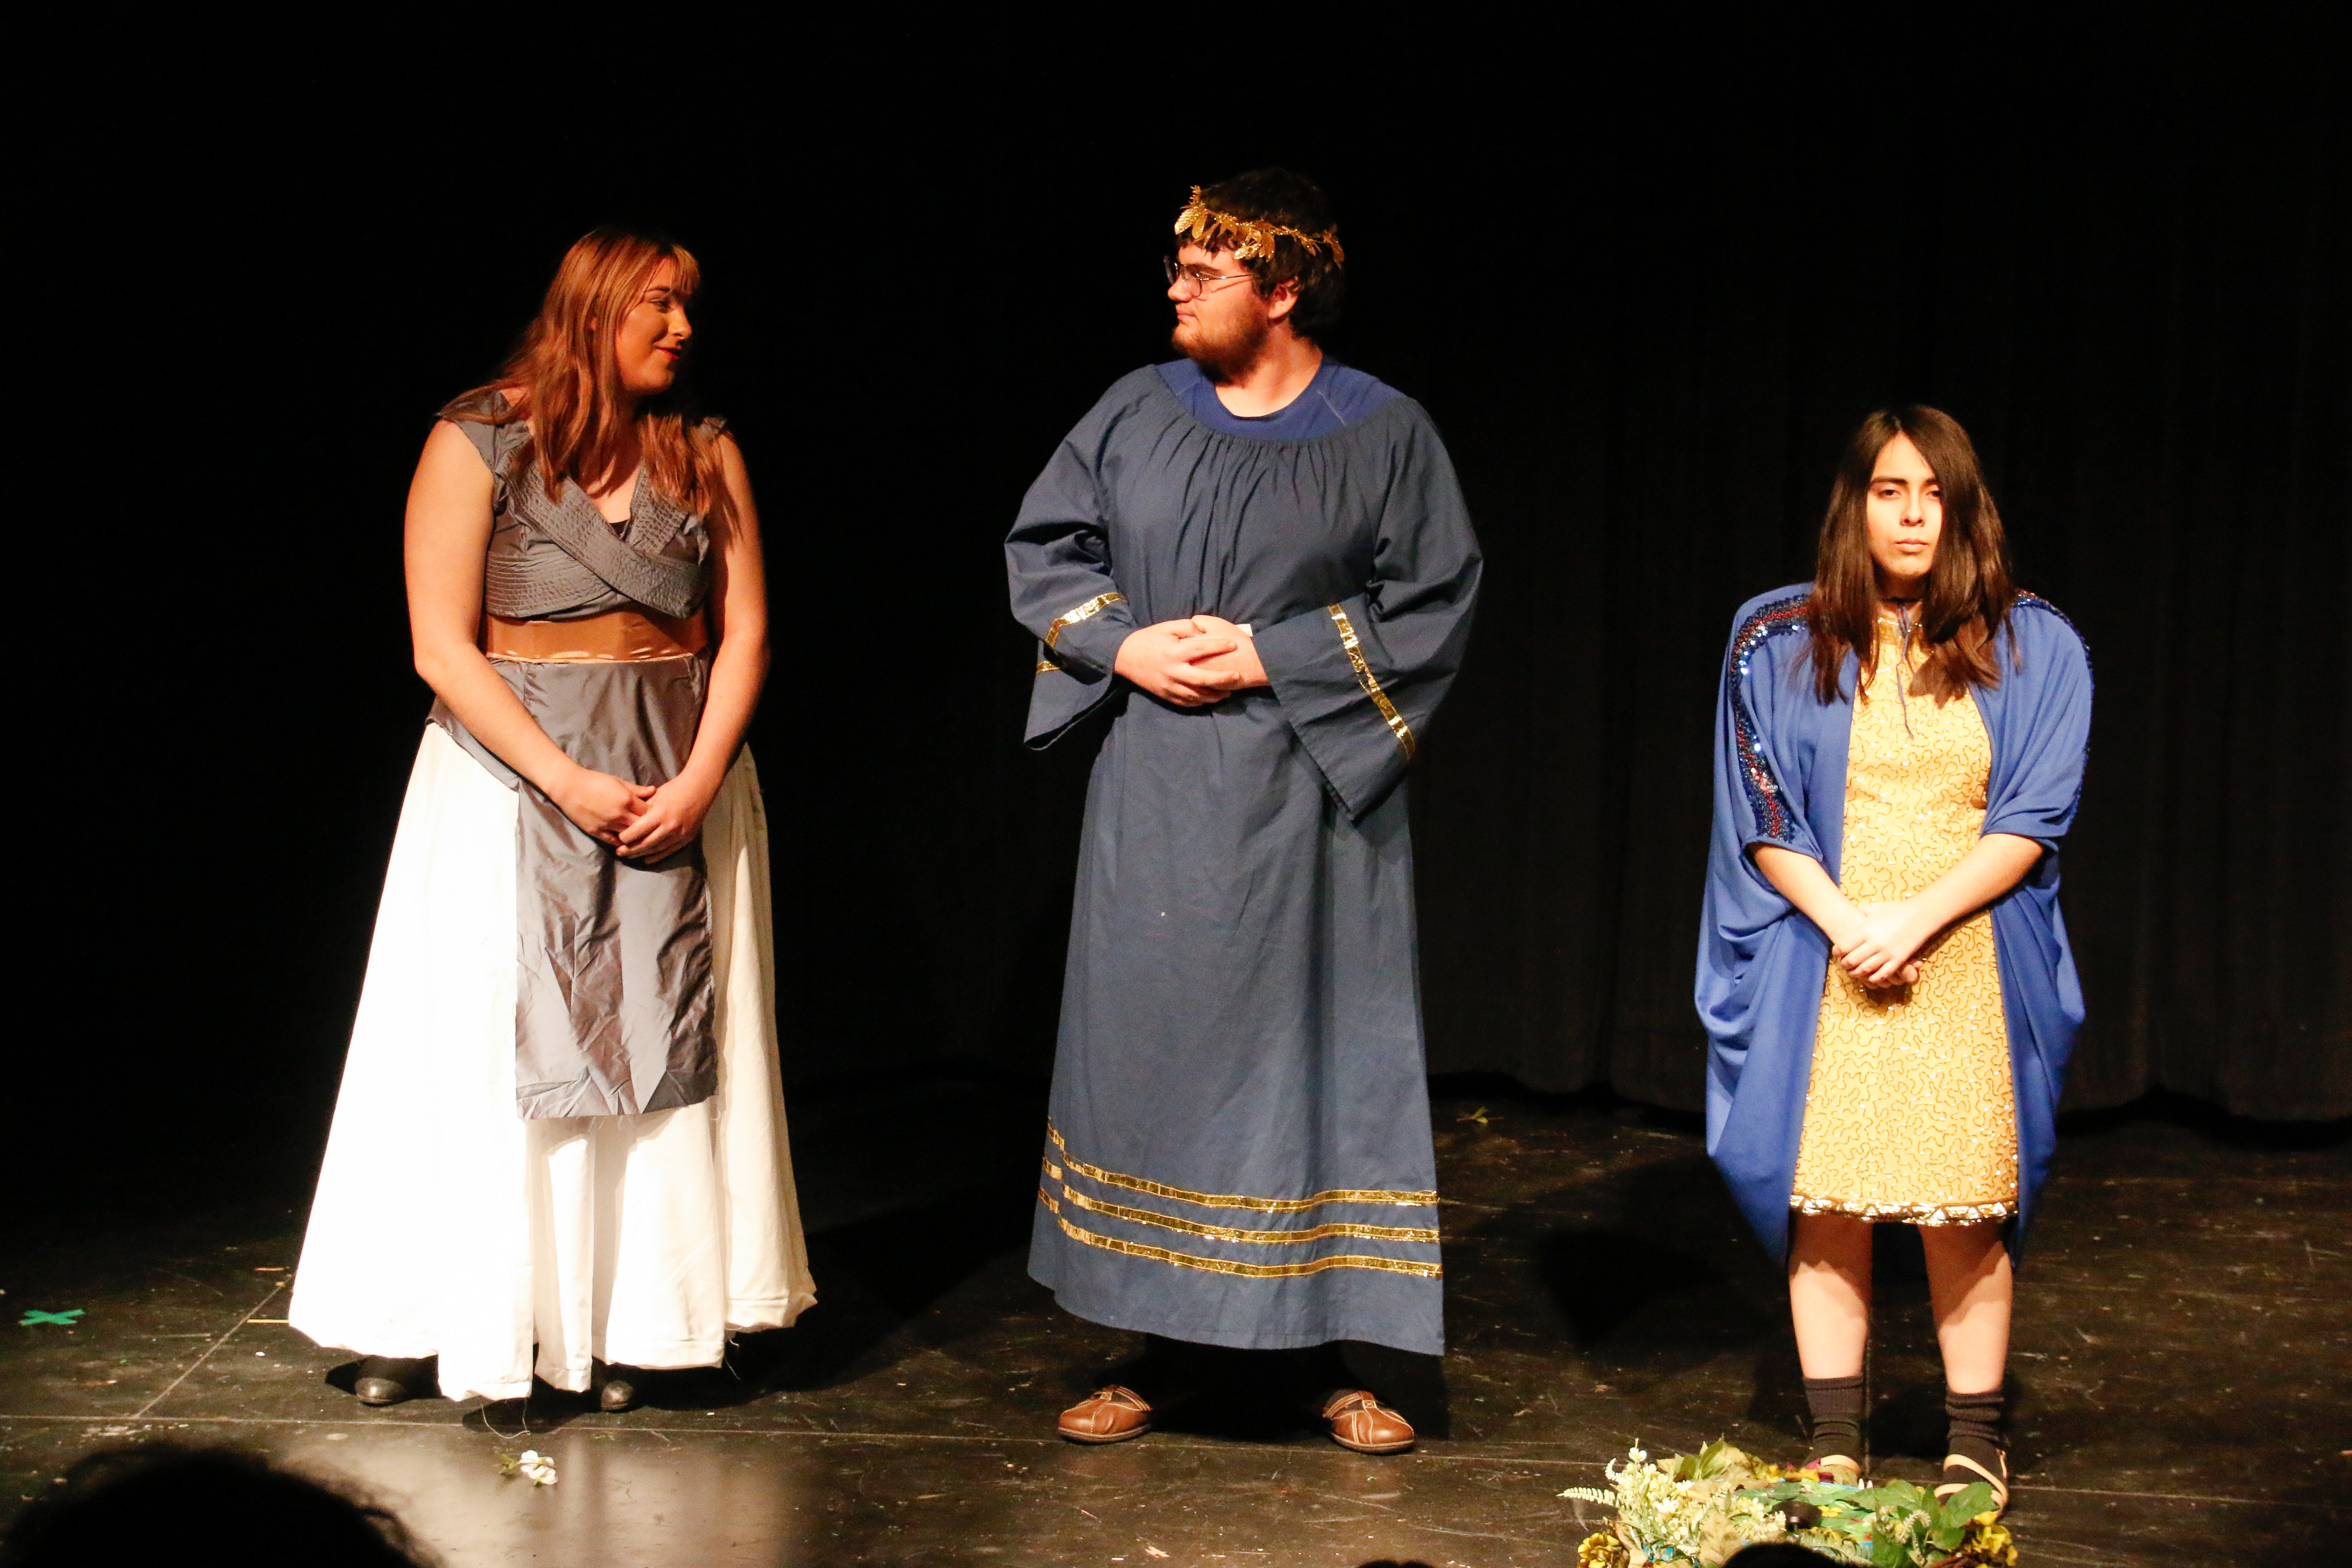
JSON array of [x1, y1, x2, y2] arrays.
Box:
[[1321, 1389, 1415, 1454], [1058, 1384, 1152, 1444], [1804, 1453, 1863, 1485]]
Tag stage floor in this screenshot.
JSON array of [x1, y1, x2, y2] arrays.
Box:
[[3, 1078, 2343, 1566]]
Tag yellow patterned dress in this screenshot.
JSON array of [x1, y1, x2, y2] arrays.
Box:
[[1791, 615, 2018, 1225]]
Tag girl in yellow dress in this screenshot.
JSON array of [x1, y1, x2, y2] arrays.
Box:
[[1700, 405, 2094, 1515]]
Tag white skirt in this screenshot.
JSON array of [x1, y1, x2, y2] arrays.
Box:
[[290, 725, 815, 1400]]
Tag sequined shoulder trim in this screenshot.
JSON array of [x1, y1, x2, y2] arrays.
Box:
[[1725, 592, 1814, 842], [2010, 591, 2091, 671], [2009, 591, 2094, 809]]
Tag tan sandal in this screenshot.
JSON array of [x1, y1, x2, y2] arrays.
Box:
[[1057, 1384, 1152, 1444], [1935, 1450, 2009, 1516], [1321, 1389, 1415, 1454], [1805, 1453, 1863, 1485]]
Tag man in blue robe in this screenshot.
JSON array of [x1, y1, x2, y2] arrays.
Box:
[[1005, 170, 1481, 1452]]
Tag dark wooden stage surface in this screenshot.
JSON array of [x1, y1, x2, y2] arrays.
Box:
[[3, 1078, 2344, 1566]]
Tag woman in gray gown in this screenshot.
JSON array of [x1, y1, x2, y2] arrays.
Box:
[[290, 229, 814, 1409]]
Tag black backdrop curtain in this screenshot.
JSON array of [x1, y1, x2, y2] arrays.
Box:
[[22, 15, 2344, 1201], [1403, 71, 2351, 1118]]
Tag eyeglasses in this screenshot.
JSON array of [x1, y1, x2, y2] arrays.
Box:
[[1163, 256, 1256, 299]]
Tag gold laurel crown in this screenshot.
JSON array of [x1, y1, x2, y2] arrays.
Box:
[[1174, 187, 1346, 267]]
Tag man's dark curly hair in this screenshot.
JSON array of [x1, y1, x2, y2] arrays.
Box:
[[1186, 168, 1347, 340]]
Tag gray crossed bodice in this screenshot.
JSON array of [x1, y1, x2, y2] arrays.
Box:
[[446, 392, 715, 622]]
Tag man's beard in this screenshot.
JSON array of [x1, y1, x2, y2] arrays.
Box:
[[1173, 306, 1271, 383]]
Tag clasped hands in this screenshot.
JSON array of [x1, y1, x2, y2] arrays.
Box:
[[548, 765, 717, 861], [1831, 900, 1933, 989], [1114, 615, 1269, 707]]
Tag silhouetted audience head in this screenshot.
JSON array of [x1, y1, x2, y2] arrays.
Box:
[[0, 1444, 433, 1567], [1725, 1544, 1838, 1565]]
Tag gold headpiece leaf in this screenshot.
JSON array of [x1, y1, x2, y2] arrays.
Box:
[[1173, 186, 1346, 268]]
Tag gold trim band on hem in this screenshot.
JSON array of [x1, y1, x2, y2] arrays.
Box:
[[1048, 1170, 1439, 1245], [1047, 1124, 1436, 1213], [1790, 1194, 2018, 1226], [1035, 659, 1063, 676], [1327, 604, 1416, 760], [1048, 1210, 1442, 1280], [1044, 591, 1126, 648]]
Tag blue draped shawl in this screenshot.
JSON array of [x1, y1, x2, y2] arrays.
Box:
[[1697, 584, 2093, 1259]]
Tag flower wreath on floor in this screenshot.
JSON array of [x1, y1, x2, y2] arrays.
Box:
[[1561, 1440, 2016, 1568]]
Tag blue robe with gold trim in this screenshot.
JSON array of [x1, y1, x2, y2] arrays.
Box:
[[1006, 362, 1480, 1354]]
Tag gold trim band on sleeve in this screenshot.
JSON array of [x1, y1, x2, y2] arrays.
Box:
[[1051, 1174, 1439, 1245], [1327, 604, 1417, 760], [1052, 1212, 1442, 1280], [1044, 591, 1127, 648], [1047, 1123, 1436, 1212], [1035, 659, 1063, 675]]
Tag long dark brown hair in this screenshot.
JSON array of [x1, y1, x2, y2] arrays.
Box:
[[1807, 404, 2015, 703], [446, 227, 729, 524]]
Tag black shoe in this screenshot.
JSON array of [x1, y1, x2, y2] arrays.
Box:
[[354, 1356, 431, 1406], [597, 1364, 638, 1412]]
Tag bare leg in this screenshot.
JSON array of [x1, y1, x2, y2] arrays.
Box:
[[1920, 1221, 2012, 1393], [1788, 1212, 1873, 1378]]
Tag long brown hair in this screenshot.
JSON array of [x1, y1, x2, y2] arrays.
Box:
[[448, 227, 729, 523], [1807, 404, 2015, 703]]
